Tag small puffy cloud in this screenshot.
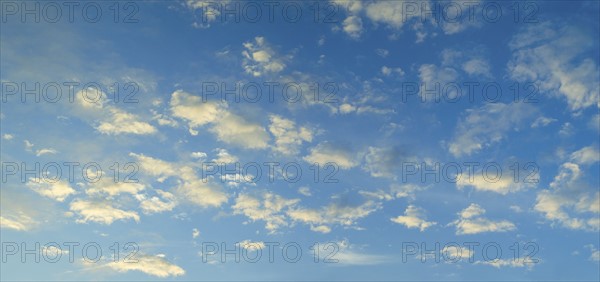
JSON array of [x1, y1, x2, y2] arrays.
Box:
[[287, 199, 380, 232], [137, 190, 177, 214], [508, 22, 600, 112], [73, 87, 156, 135], [269, 115, 313, 156], [70, 199, 140, 225], [185, 0, 230, 28], [450, 204, 516, 235], [475, 258, 534, 268], [381, 66, 404, 77], [210, 111, 270, 149], [339, 103, 357, 114], [237, 240, 265, 250], [330, 240, 392, 265], [535, 152, 599, 231], [298, 186, 312, 197], [191, 151, 207, 159], [342, 16, 363, 39], [304, 142, 358, 169], [0, 212, 37, 231], [390, 205, 436, 231], [456, 166, 537, 195], [35, 148, 57, 156], [242, 36, 285, 77], [586, 245, 600, 262], [232, 192, 299, 233], [570, 146, 600, 165], [364, 1, 419, 29], [104, 254, 185, 277], [418, 64, 460, 100], [332, 0, 363, 13], [26, 179, 76, 202], [462, 58, 491, 77], [363, 146, 412, 178], [24, 140, 34, 151], [131, 153, 228, 208], [449, 103, 534, 157], [86, 180, 145, 197], [192, 228, 200, 239], [310, 225, 331, 234], [531, 116, 557, 128], [170, 90, 269, 149], [170, 90, 225, 128], [441, 245, 474, 262], [2, 133, 13, 140], [375, 48, 389, 58], [96, 108, 157, 135], [212, 148, 238, 164]]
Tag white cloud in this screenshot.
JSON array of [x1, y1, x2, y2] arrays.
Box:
[[26, 179, 76, 202], [185, 0, 230, 28], [462, 58, 491, 77], [96, 108, 157, 135], [364, 1, 421, 29], [304, 142, 358, 169], [190, 151, 207, 159], [269, 115, 313, 156], [534, 151, 600, 231], [418, 64, 460, 100], [298, 186, 312, 197], [287, 199, 380, 232], [237, 240, 265, 250], [570, 146, 600, 165], [70, 199, 140, 225], [73, 87, 156, 135], [104, 254, 185, 277], [24, 140, 34, 151], [363, 146, 412, 178], [170, 90, 225, 128], [441, 245, 474, 262], [450, 204, 516, 235], [390, 205, 436, 231], [456, 166, 537, 195], [332, 0, 363, 14], [475, 258, 535, 268], [310, 225, 331, 234], [589, 114, 600, 131], [137, 190, 177, 214], [86, 180, 145, 197], [508, 22, 600, 112], [342, 16, 363, 39], [0, 213, 37, 231], [330, 240, 392, 265], [232, 192, 299, 233], [211, 148, 238, 164], [35, 148, 57, 156], [2, 133, 13, 140], [449, 103, 534, 157], [375, 48, 389, 58], [586, 245, 600, 262], [439, 0, 483, 35], [131, 153, 228, 208], [210, 110, 270, 149], [170, 90, 269, 149], [192, 228, 200, 239], [242, 36, 285, 77], [381, 66, 404, 77], [531, 116, 557, 128]]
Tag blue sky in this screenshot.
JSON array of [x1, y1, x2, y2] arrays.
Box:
[[1, 0, 599, 281]]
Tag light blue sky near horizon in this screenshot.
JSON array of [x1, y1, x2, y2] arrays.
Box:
[[1, 0, 599, 281]]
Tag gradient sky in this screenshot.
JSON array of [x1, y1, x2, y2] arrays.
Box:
[[1, 0, 599, 281]]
